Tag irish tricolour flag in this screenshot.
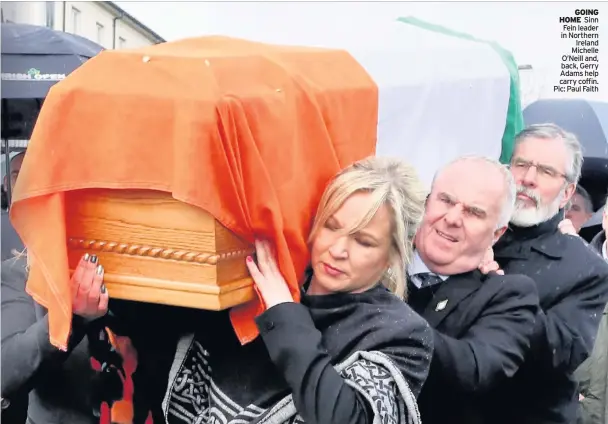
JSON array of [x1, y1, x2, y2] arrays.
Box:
[[295, 16, 524, 187]]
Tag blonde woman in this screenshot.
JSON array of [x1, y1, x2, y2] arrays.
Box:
[[163, 156, 433, 424]]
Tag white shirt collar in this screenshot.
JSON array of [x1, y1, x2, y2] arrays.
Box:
[[408, 250, 449, 288], [602, 240, 607, 261]]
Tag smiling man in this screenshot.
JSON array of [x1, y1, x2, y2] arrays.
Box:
[[407, 155, 540, 424], [492, 124, 608, 424]]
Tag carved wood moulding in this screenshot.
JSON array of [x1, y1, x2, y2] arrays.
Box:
[[67, 237, 252, 265]]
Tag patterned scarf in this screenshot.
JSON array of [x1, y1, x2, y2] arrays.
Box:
[[162, 283, 430, 424]]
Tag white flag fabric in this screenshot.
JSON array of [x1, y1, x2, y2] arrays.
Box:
[[271, 18, 514, 189]]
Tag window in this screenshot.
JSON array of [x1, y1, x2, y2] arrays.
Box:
[[45, 1, 55, 29], [96, 22, 104, 44], [71, 6, 80, 34], [118, 36, 126, 49]]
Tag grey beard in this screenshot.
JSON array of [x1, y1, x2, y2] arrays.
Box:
[[510, 190, 565, 227]]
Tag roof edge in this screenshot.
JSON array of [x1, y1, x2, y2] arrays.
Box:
[[99, 2, 166, 44]]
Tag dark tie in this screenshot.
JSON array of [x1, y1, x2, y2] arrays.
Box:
[[413, 272, 443, 288], [406, 273, 441, 314]]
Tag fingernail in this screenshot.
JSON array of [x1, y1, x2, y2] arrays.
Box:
[[90, 255, 98, 264], [100, 284, 106, 294], [96, 265, 104, 275], [246, 256, 253, 263], [83, 253, 90, 262]]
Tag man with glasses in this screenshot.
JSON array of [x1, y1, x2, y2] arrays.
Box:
[[490, 124, 608, 424]]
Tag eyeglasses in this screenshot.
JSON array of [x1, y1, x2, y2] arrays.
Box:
[[509, 158, 570, 182]]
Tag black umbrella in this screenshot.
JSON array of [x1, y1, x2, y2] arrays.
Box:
[[523, 98, 608, 212], [1, 22, 104, 99], [1, 23, 103, 204], [524, 99, 608, 159]]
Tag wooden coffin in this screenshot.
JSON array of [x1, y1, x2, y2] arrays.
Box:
[[65, 189, 255, 310]]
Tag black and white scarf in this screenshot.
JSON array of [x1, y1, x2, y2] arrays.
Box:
[[162, 284, 430, 424]]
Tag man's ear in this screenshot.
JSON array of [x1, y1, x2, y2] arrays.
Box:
[[559, 183, 576, 209], [492, 226, 508, 245]]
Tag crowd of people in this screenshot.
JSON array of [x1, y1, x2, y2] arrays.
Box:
[[1, 122, 607, 424]]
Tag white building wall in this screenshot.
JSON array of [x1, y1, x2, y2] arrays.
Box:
[[1, 1, 159, 50], [113, 16, 157, 49], [2, 1, 47, 26]]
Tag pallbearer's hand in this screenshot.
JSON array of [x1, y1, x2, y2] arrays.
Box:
[[71, 254, 108, 320], [558, 218, 579, 237], [246, 240, 294, 309], [478, 247, 504, 276]]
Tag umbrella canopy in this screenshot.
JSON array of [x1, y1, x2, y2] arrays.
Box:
[[523, 98, 608, 211], [523, 99, 608, 160], [1, 23, 104, 99]]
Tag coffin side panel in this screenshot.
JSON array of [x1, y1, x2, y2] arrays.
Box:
[[64, 189, 254, 310]]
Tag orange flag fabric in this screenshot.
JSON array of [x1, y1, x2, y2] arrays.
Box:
[[10, 36, 378, 350]]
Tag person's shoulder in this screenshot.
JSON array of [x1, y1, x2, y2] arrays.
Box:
[[1, 256, 28, 285], [378, 290, 431, 332], [561, 233, 608, 272], [1, 256, 29, 299], [454, 269, 536, 293], [482, 271, 539, 298], [360, 286, 426, 323], [559, 230, 599, 251]]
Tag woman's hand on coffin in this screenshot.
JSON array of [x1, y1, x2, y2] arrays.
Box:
[[246, 240, 294, 309], [71, 254, 109, 320], [478, 247, 504, 275]]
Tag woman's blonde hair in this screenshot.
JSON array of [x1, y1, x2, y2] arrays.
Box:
[[12, 248, 30, 270], [308, 156, 426, 299]]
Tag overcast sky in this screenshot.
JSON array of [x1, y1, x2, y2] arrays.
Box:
[[114, 1, 607, 100]]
